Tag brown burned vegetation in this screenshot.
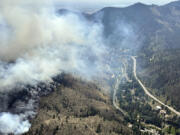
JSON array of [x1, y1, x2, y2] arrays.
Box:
[[24, 74, 132, 135]]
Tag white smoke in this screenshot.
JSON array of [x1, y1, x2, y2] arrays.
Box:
[[0, 0, 106, 91], [0, 0, 106, 134], [0, 112, 31, 135]]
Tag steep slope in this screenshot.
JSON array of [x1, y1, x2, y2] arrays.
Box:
[[92, 1, 180, 49], [24, 74, 132, 135], [90, 1, 180, 111]]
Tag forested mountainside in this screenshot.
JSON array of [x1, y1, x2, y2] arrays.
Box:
[[90, 1, 180, 111]]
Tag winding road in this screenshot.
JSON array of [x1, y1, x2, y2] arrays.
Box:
[[131, 56, 180, 117], [112, 58, 131, 116], [113, 76, 127, 116]]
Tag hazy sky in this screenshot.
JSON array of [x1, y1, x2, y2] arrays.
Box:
[[57, 0, 177, 6], [55, 0, 178, 11]]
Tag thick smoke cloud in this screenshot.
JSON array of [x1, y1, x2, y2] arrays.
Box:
[[0, 0, 106, 134], [0, 0, 137, 134], [0, 0, 106, 91], [0, 112, 31, 134]]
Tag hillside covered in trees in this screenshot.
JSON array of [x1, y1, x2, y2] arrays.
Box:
[[25, 74, 132, 135]]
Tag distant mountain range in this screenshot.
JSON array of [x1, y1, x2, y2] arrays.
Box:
[[89, 1, 180, 110], [92, 1, 180, 50], [58, 0, 180, 110], [59, 1, 180, 51]]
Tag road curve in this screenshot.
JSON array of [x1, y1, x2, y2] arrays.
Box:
[[131, 56, 180, 117]]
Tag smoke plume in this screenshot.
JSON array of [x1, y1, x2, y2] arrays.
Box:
[[0, 0, 106, 91], [0, 112, 31, 135], [0, 0, 106, 134], [0, 0, 137, 134]]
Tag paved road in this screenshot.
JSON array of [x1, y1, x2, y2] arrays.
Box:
[[131, 56, 180, 117], [113, 76, 127, 116]]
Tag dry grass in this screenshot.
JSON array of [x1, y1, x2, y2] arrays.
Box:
[[24, 74, 132, 135]]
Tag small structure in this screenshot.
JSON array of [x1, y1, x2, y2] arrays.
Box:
[[111, 74, 115, 78], [160, 110, 166, 115], [155, 106, 162, 110], [128, 123, 133, 128]]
